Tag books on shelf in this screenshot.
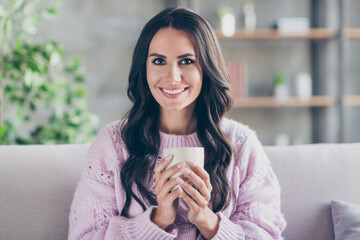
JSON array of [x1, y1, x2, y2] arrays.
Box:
[[275, 17, 310, 35], [226, 61, 248, 98]]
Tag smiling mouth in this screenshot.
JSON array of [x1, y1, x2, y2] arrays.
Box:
[[160, 87, 189, 95]]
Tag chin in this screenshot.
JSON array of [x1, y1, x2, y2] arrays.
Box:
[[160, 104, 186, 112]]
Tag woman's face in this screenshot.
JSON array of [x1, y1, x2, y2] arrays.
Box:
[[146, 27, 203, 114]]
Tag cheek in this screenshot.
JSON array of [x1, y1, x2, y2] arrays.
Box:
[[146, 65, 157, 88], [188, 69, 203, 91], [195, 79, 203, 95], [183, 65, 202, 79], [146, 65, 164, 86]]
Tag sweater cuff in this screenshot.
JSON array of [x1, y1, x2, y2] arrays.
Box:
[[211, 212, 245, 240], [108, 206, 178, 239]]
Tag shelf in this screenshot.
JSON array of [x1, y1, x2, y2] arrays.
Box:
[[344, 95, 360, 106], [345, 28, 360, 39], [215, 29, 336, 40], [232, 96, 336, 108], [232, 95, 360, 108]]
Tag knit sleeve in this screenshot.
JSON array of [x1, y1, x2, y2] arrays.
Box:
[[211, 132, 286, 240], [68, 124, 178, 240]]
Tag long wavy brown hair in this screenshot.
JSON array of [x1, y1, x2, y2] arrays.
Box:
[[120, 7, 233, 217]]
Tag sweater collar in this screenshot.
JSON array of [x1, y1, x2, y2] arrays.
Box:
[[159, 130, 202, 149]]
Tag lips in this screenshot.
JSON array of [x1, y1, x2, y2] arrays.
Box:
[[162, 88, 186, 94], [160, 87, 189, 98]]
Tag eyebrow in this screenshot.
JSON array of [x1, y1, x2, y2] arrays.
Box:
[[148, 53, 197, 58]]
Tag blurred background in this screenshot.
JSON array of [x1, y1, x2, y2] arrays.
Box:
[[1, 0, 359, 145]]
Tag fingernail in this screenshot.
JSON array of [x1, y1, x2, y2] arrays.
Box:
[[189, 161, 197, 167], [176, 177, 184, 184], [178, 187, 183, 194], [164, 155, 173, 162], [182, 168, 191, 175], [177, 162, 186, 168]]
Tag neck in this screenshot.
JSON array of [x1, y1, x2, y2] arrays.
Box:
[[159, 104, 197, 135]]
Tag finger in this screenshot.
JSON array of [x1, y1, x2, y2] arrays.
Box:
[[154, 155, 173, 183], [180, 188, 198, 209], [154, 154, 173, 174], [157, 162, 186, 188], [181, 181, 208, 208], [189, 162, 212, 191], [160, 177, 184, 196], [182, 168, 211, 201], [167, 185, 184, 202]]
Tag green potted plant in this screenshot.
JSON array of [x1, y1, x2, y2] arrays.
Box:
[[0, 0, 98, 144], [272, 73, 288, 101]]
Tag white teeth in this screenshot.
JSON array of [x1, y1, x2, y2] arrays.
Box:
[[162, 88, 186, 94]]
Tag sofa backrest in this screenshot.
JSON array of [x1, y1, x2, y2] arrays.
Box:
[[1, 143, 360, 240], [267, 143, 360, 240]]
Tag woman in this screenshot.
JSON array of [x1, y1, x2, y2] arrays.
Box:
[[69, 8, 286, 240]]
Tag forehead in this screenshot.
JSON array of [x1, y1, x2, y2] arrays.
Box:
[[148, 27, 197, 55]]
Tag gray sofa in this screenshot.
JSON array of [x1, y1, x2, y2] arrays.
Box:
[[1, 143, 360, 240]]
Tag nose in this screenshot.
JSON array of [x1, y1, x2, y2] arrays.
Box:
[[166, 63, 181, 83]]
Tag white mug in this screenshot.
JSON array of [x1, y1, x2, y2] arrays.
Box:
[[163, 147, 204, 191]]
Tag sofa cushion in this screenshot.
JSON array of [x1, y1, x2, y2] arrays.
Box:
[[265, 143, 360, 240], [331, 200, 360, 240], [0, 144, 89, 240]]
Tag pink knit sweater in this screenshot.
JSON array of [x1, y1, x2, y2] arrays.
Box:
[[68, 118, 286, 239]]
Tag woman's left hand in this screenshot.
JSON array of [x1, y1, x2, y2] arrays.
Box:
[[178, 162, 220, 239]]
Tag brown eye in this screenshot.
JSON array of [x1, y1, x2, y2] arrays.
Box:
[[179, 58, 195, 65], [152, 58, 165, 65]]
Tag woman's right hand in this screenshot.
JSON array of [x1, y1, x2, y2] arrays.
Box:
[[151, 154, 186, 229]]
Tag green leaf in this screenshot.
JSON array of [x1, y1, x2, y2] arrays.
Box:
[[33, 15, 41, 25], [30, 125, 44, 138], [14, 2, 25, 15], [13, 0, 24, 11], [47, 8, 58, 15], [4, 85, 13, 95], [4, 17, 13, 34], [22, 18, 37, 35], [39, 83, 49, 92], [30, 101, 36, 111], [71, 55, 82, 64], [45, 41, 59, 53], [15, 39, 22, 51], [15, 137, 32, 145], [65, 55, 82, 73], [23, 115, 30, 122], [24, 69, 33, 87], [65, 63, 80, 73], [66, 94, 72, 105], [0, 125, 6, 138], [23, 85, 31, 94], [65, 66, 78, 73], [27, 60, 41, 73], [50, 51, 62, 66], [74, 75, 85, 83], [273, 74, 285, 86], [69, 114, 82, 125], [75, 87, 87, 98]]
